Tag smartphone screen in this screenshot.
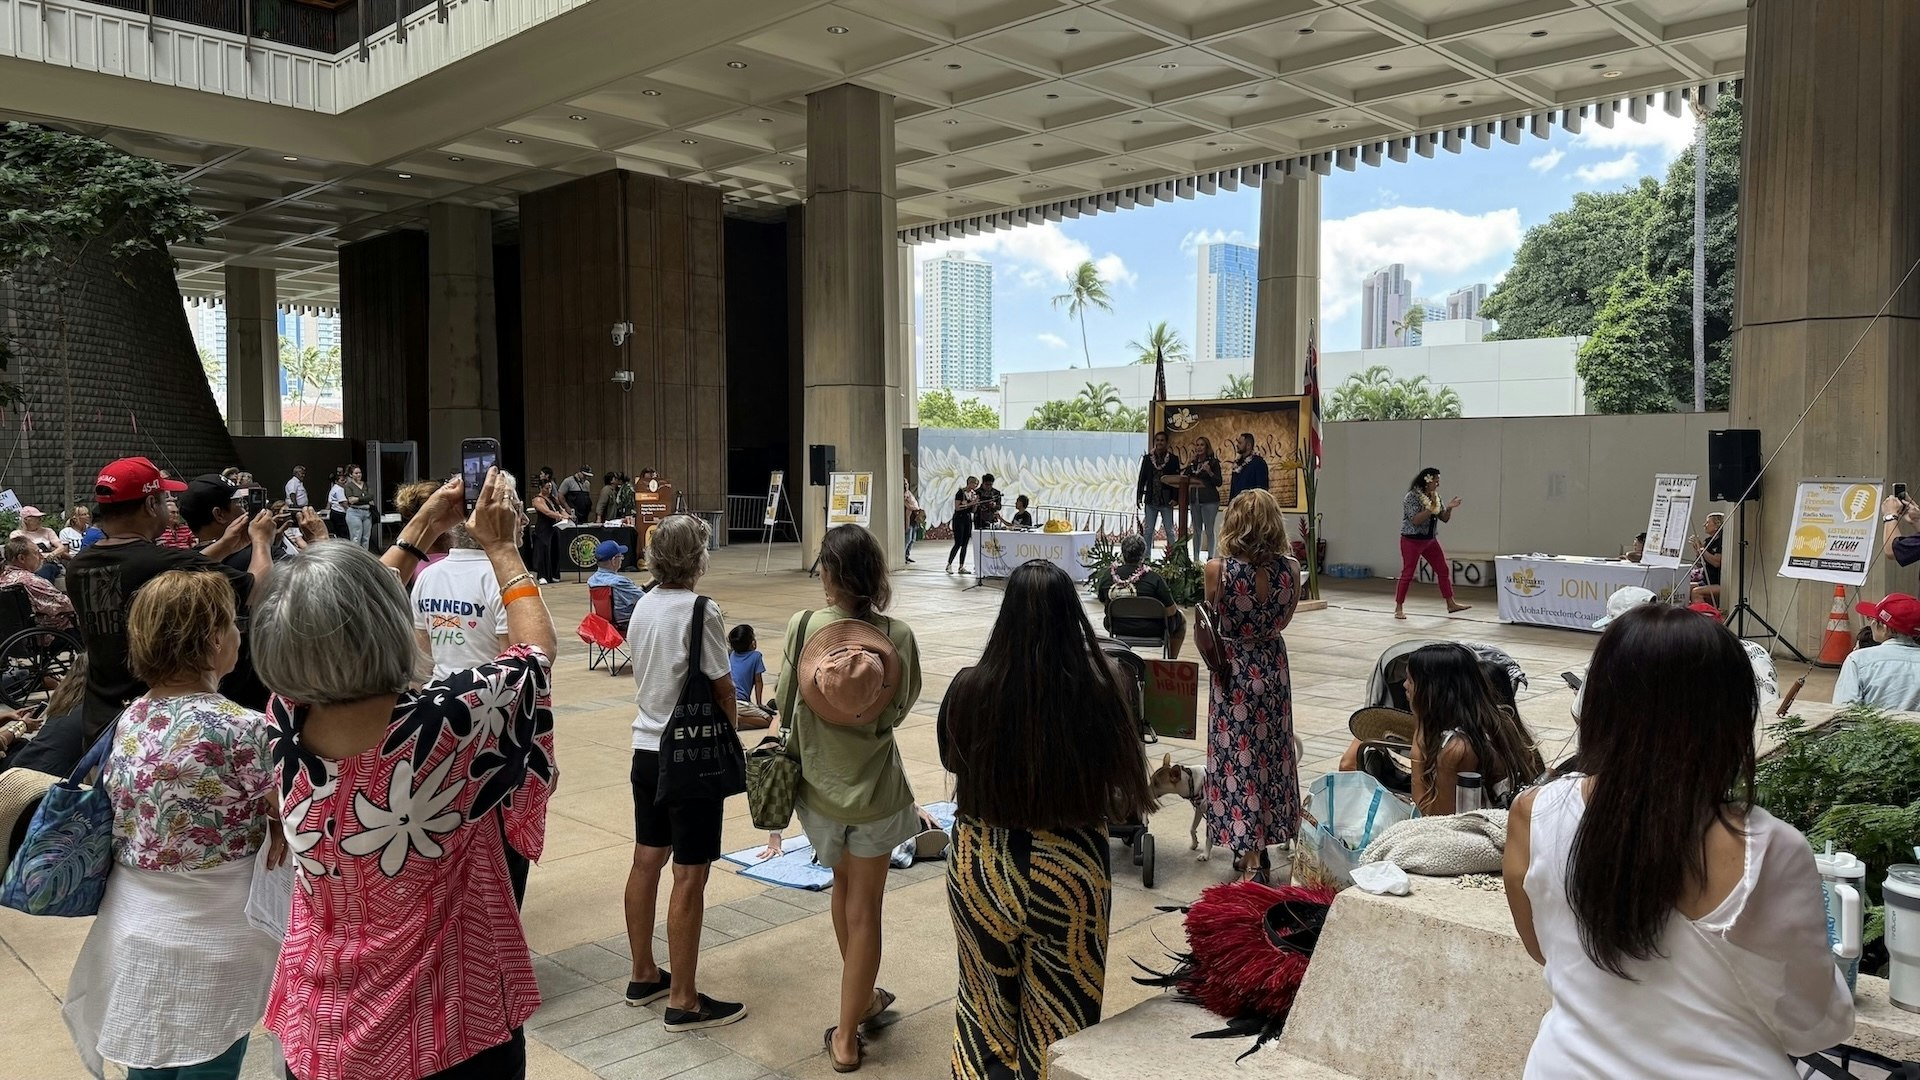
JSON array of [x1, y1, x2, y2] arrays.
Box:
[[246, 487, 269, 515], [1897, 483, 1909, 502], [461, 438, 500, 510]]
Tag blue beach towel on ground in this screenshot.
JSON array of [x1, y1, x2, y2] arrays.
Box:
[[722, 802, 957, 891]]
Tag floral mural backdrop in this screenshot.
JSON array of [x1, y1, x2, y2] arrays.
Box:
[[916, 428, 1144, 530]]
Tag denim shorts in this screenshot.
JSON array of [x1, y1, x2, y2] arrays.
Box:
[[795, 801, 921, 868]]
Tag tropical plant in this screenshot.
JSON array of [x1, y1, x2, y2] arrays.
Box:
[[198, 345, 223, 385], [1219, 373, 1254, 399], [917, 388, 999, 429], [1051, 260, 1113, 367], [1324, 366, 1464, 421], [1108, 404, 1149, 433], [1391, 306, 1425, 346], [1024, 400, 1094, 431], [1077, 381, 1122, 414], [280, 338, 342, 426], [1128, 320, 1188, 365], [1758, 706, 1920, 953], [0, 122, 213, 506]]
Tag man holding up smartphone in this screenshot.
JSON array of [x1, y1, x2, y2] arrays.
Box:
[[1885, 485, 1920, 576]]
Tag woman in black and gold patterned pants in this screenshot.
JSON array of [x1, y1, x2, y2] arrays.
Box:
[[938, 560, 1155, 1079]]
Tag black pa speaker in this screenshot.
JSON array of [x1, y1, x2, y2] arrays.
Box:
[[1707, 429, 1761, 503], [809, 444, 836, 485]]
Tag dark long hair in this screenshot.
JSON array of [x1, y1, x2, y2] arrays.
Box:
[[1408, 467, 1441, 493], [817, 524, 891, 619], [945, 560, 1153, 830], [1566, 604, 1757, 977], [1406, 644, 1543, 800]]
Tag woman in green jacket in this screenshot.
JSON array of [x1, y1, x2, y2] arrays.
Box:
[[763, 524, 922, 1072]]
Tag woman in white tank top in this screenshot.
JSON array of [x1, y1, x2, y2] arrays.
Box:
[[1503, 604, 1854, 1078]]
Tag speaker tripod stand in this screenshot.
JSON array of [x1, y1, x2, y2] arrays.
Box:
[[1723, 498, 1809, 663]]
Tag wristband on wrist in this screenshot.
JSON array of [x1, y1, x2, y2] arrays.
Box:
[[502, 584, 543, 606], [499, 571, 537, 592], [393, 539, 429, 561]]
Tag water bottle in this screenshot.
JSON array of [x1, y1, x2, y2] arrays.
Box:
[[1454, 772, 1485, 814], [1815, 845, 1866, 994], [1885, 865, 1920, 1013]]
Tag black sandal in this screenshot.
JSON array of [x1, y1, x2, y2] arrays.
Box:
[[825, 1025, 867, 1073]]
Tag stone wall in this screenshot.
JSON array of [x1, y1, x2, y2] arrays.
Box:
[[0, 238, 237, 511]]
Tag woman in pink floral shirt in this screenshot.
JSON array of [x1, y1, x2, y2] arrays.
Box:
[[1, 536, 75, 629], [63, 569, 284, 1080], [252, 471, 557, 1080]]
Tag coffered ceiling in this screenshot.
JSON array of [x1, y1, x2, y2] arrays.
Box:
[[0, 0, 1748, 306]]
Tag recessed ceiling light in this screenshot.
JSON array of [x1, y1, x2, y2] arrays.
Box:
[[1331, 123, 1347, 130], [826, 25, 848, 34], [1443, 92, 1458, 99], [448, 155, 464, 162], [506, 138, 523, 144], [1244, 92, 1259, 99], [1458, 99, 1472, 105], [1063, 27, 1080, 35], [946, 63, 962, 69], [944, 119, 961, 125], [1589, 63, 1608, 70], [1316, 118, 1331, 124], [1045, 93, 1060, 99], [281, 155, 299, 161], [1222, 145, 1235, 151], [1022, 180, 1032, 184], [568, 114, 587, 121], [1529, 30, 1548, 37], [779, 159, 794, 165], [1297, 26, 1315, 35], [1601, 69, 1622, 78], [355, 189, 367, 195], [1159, 62, 1178, 69], [1031, 142, 1043, 147], [681, 139, 698, 145], [1130, 119, 1144, 125], [642, 89, 662, 96], [727, 60, 748, 69], [758, 117, 773, 123], [945, 164, 957, 168], [1206, 141, 1217, 146], [397, 173, 413, 179], [1375, 64, 1393, 71]]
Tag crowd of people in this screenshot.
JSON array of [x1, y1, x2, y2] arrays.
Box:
[[0, 443, 1888, 1080]]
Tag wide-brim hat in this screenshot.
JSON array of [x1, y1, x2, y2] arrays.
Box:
[[0, 768, 61, 868], [1592, 586, 1657, 629], [1348, 706, 1415, 749], [797, 617, 902, 727]]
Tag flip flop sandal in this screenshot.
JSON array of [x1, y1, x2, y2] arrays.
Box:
[[825, 1025, 867, 1072], [911, 829, 950, 861], [860, 987, 897, 1024]]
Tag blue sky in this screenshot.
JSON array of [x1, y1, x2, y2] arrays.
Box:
[[914, 108, 1698, 371]]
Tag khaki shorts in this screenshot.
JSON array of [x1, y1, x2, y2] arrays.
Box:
[[796, 801, 921, 868]]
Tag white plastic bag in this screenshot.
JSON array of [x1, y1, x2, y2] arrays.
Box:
[[245, 843, 295, 941], [1299, 772, 1416, 888]]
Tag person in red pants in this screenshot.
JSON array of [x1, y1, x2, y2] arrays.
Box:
[[1395, 467, 1472, 620]]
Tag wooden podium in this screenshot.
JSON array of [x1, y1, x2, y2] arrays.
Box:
[[1158, 474, 1215, 543], [635, 481, 675, 550]]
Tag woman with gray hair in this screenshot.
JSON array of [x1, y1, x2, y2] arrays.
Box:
[[253, 470, 558, 1080]]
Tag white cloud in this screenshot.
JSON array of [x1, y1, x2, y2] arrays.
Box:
[[1321, 206, 1523, 323], [1574, 153, 1641, 184], [1528, 148, 1565, 174], [1574, 109, 1695, 160], [1179, 227, 1254, 257], [915, 222, 1136, 291], [1037, 332, 1069, 350]]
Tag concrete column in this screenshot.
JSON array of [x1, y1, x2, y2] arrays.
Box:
[[897, 240, 916, 429], [427, 204, 500, 477], [1252, 173, 1321, 397], [224, 266, 282, 437], [803, 84, 902, 567], [1731, 1, 1920, 653]]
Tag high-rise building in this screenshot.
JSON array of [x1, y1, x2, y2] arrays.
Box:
[[1446, 283, 1490, 321], [921, 252, 994, 390], [1194, 241, 1257, 363], [1361, 263, 1413, 349]]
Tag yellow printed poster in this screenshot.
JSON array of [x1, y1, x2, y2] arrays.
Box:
[[827, 472, 872, 527], [1778, 477, 1882, 586]]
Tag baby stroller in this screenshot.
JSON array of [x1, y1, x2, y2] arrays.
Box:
[[1348, 640, 1528, 796], [1096, 632, 1157, 888]]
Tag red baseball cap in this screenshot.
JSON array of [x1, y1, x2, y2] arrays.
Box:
[[1688, 602, 1725, 623], [94, 457, 187, 504], [1855, 594, 1920, 637]]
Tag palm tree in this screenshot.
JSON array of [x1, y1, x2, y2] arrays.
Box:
[[1391, 306, 1425, 346], [1108, 404, 1149, 433], [1219, 373, 1254, 399], [1128, 321, 1188, 365], [1052, 260, 1113, 367], [1076, 380, 1122, 416], [1025, 400, 1092, 431], [1325, 366, 1464, 420]]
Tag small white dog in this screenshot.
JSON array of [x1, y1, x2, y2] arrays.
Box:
[[1148, 753, 1211, 862]]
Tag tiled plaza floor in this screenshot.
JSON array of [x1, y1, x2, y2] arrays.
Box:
[[0, 543, 1836, 1079]]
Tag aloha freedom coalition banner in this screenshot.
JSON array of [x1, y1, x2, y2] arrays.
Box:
[[1778, 477, 1882, 587]]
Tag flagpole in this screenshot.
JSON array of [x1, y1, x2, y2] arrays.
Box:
[[1303, 320, 1321, 600]]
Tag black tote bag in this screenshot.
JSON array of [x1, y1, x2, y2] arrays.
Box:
[[656, 596, 748, 803]]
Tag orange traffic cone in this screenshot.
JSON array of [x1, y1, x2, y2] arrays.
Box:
[[1816, 585, 1856, 668]]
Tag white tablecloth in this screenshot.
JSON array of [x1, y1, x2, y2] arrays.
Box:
[[973, 530, 1097, 582], [1495, 555, 1685, 631]]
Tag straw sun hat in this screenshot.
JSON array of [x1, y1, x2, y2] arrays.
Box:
[[796, 618, 902, 727], [1347, 706, 1416, 750]]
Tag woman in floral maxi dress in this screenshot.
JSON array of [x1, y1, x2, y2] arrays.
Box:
[[1202, 488, 1301, 881]]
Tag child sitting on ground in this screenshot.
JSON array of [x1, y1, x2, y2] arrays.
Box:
[[728, 624, 776, 730]]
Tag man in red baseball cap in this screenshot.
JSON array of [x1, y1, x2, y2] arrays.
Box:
[[1834, 593, 1920, 712], [28, 458, 280, 765]]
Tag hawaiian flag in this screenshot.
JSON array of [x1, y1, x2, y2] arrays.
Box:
[[1303, 320, 1322, 470], [1152, 344, 1168, 404]]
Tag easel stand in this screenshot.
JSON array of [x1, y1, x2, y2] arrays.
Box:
[[807, 488, 829, 578], [759, 486, 800, 573], [1726, 498, 1810, 663]]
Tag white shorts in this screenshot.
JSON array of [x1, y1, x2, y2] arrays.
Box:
[[795, 801, 921, 868]]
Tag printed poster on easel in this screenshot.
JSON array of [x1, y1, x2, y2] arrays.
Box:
[[1779, 477, 1882, 586], [1641, 473, 1699, 568], [763, 471, 784, 527], [827, 471, 873, 528]]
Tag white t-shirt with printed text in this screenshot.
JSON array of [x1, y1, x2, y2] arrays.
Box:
[[410, 549, 510, 680], [627, 586, 730, 752]]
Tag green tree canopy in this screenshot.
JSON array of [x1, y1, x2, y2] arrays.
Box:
[[1128, 320, 1187, 365], [1324, 365, 1464, 421], [917, 388, 999, 429], [1575, 268, 1702, 414], [1481, 180, 1660, 341]]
